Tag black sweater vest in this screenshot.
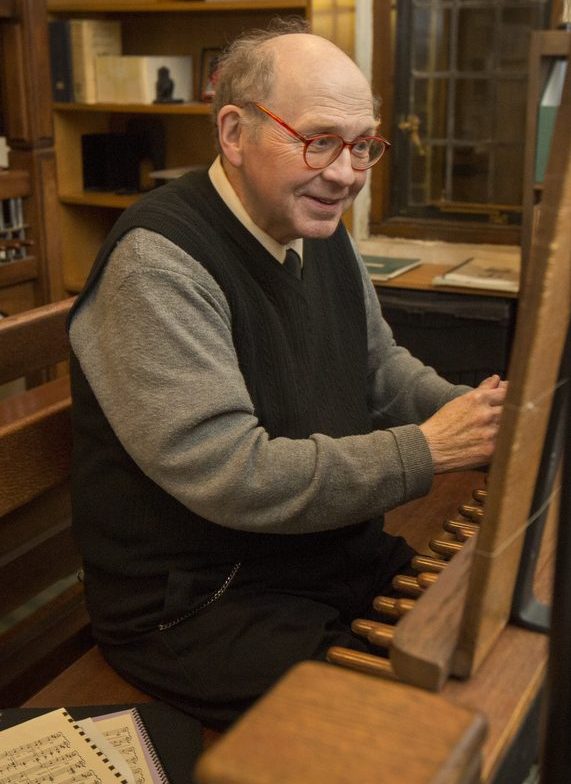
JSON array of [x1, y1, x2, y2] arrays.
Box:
[[70, 171, 384, 633]]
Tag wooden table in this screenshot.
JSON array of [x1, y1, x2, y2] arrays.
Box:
[[372, 263, 518, 299]]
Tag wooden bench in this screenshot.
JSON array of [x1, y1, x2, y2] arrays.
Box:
[[2, 299, 219, 751], [0, 298, 92, 704], [0, 298, 161, 707]]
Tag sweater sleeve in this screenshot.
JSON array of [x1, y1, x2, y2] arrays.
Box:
[[351, 244, 472, 428], [70, 229, 435, 536]]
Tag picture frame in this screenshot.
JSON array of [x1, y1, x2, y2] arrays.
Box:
[[200, 47, 222, 102]]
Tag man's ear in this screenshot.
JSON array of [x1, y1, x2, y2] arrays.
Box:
[[217, 105, 245, 167]]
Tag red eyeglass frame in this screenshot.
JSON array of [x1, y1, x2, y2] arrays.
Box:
[[252, 102, 391, 171]]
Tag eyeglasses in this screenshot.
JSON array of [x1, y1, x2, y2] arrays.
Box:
[[252, 102, 390, 171]]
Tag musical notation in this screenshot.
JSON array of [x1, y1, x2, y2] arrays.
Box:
[[87, 710, 167, 784], [0, 709, 127, 784]]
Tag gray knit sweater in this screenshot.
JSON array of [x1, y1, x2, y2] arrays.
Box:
[[69, 226, 468, 536]]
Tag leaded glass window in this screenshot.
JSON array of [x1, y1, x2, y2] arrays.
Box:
[[390, 0, 549, 227]]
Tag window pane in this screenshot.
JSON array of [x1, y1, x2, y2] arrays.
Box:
[[458, 8, 495, 72], [451, 146, 489, 202], [454, 78, 492, 140], [409, 150, 428, 205], [494, 78, 527, 144], [413, 77, 449, 140], [409, 144, 448, 206], [428, 145, 446, 202], [412, 8, 451, 71], [493, 145, 524, 203]]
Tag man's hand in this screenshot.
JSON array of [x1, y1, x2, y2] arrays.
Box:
[[419, 375, 508, 473]]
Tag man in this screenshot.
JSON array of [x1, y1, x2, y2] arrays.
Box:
[[68, 20, 506, 728]]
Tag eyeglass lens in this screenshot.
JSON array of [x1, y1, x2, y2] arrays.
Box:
[[304, 135, 385, 170]]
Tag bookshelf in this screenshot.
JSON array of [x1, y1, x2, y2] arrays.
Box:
[[0, 0, 64, 315], [521, 29, 570, 284], [46, 0, 320, 293]]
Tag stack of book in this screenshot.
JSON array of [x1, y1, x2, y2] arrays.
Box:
[[48, 19, 193, 104]]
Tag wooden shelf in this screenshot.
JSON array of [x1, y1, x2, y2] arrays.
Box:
[[0, 258, 38, 288], [54, 101, 212, 115], [60, 191, 141, 209], [0, 0, 66, 310], [0, 169, 31, 200], [47, 0, 306, 14], [48, 0, 314, 292]]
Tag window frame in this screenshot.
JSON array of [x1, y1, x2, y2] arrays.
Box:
[[368, 0, 548, 245]]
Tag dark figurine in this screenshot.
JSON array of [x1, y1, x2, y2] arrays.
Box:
[[154, 66, 182, 104]]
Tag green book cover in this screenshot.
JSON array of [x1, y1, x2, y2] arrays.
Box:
[[535, 106, 557, 184], [535, 60, 567, 184], [362, 255, 421, 280]]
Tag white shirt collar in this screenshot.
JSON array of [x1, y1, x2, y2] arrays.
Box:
[[208, 156, 303, 266]]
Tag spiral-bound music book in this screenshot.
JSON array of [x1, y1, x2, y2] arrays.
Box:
[[0, 708, 133, 783], [81, 708, 169, 784], [0, 703, 202, 784]]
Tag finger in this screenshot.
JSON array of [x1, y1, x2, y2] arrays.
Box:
[[481, 382, 508, 404], [478, 374, 501, 389], [488, 391, 507, 406]]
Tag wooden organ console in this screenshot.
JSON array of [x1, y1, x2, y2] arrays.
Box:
[[196, 38, 571, 784]]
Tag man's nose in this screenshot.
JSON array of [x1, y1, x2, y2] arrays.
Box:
[[321, 146, 357, 185]]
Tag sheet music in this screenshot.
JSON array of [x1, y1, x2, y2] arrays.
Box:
[[76, 720, 135, 784], [88, 711, 167, 784], [0, 708, 130, 784]]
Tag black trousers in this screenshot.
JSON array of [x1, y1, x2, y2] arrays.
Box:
[[100, 532, 415, 729]]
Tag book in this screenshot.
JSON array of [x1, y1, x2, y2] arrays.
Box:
[[0, 707, 132, 783], [0, 703, 203, 784], [70, 19, 122, 104], [79, 709, 169, 784], [95, 56, 193, 104], [0, 137, 8, 168], [432, 255, 520, 293], [535, 60, 567, 184], [48, 19, 74, 102], [362, 254, 422, 280]]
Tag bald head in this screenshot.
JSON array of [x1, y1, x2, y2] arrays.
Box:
[[212, 21, 378, 142], [265, 33, 375, 120], [265, 34, 371, 95]]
